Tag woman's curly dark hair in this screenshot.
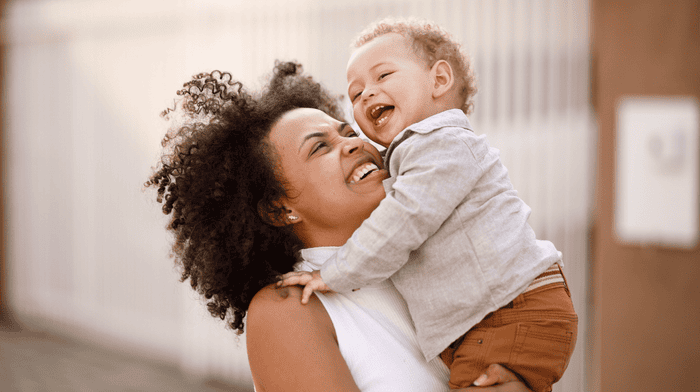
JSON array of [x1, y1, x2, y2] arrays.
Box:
[[146, 61, 345, 334]]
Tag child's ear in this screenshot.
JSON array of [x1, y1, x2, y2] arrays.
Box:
[[431, 60, 455, 99], [257, 200, 303, 227]]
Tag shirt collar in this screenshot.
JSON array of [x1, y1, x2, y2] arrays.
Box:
[[383, 109, 472, 166], [296, 247, 340, 272], [400, 109, 471, 137]]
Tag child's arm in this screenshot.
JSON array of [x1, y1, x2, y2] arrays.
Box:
[[320, 129, 485, 292]]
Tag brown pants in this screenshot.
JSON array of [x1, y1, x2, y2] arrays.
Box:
[[440, 270, 578, 392]]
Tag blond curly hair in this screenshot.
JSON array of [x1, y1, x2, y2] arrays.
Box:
[[352, 17, 477, 115]]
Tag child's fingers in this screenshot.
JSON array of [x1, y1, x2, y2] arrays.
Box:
[[277, 276, 298, 287], [279, 275, 300, 286], [278, 271, 304, 281], [277, 272, 312, 287], [301, 284, 315, 305], [314, 281, 330, 292]]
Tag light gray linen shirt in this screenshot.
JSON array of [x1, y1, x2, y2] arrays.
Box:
[[320, 109, 561, 361]]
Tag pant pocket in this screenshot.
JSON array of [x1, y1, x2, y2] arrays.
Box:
[[510, 322, 575, 392]]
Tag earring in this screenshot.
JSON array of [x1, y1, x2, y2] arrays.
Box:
[[288, 215, 299, 221]]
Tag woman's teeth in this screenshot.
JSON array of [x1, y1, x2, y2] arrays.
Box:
[[349, 162, 379, 184]]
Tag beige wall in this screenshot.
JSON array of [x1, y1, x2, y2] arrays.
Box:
[[591, 0, 700, 390]]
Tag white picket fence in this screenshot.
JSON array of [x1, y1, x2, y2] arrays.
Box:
[[3, 0, 593, 390]]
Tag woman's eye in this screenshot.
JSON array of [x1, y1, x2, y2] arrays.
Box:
[[346, 132, 359, 138], [311, 142, 328, 155]]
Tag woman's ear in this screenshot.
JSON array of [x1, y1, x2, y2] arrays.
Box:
[[284, 208, 302, 225], [431, 60, 455, 99], [257, 200, 302, 227]]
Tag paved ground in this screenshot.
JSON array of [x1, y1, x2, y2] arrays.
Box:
[[0, 315, 252, 392]]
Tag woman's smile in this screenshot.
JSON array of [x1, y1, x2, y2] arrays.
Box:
[[348, 162, 379, 184]]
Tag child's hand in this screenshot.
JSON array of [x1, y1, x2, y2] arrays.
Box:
[[277, 270, 332, 304]]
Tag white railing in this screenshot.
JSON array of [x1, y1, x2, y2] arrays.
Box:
[[3, 1, 592, 390]]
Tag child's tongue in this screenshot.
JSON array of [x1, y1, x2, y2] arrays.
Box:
[[374, 107, 394, 126]]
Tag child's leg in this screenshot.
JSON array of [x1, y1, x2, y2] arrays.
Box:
[[440, 266, 578, 392]]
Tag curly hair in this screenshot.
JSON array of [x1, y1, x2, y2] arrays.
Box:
[[146, 62, 345, 334], [352, 17, 477, 115]]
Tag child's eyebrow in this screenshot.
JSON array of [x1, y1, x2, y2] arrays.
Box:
[[369, 61, 389, 71]]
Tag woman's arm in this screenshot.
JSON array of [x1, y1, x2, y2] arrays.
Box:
[[246, 284, 361, 392]]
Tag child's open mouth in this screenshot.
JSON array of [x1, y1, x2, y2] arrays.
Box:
[[368, 104, 394, 127]]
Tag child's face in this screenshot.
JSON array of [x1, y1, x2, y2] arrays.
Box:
[[347, 33, 438, 148]]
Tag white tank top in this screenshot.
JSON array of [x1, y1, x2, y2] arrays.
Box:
[[298, 247, 449, 392]]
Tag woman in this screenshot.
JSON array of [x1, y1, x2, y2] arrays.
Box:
[[147, 62, 532, 392]]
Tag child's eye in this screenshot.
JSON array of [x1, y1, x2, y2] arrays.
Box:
[[379, 72, 392, 80], [351, 91, 362, 102]]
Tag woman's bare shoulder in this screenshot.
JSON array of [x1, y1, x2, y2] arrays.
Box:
[[248, 284, 333, 333], [250, 283, 305, 307], [247, 284, 356, 391], [250, 284, 315, 315]]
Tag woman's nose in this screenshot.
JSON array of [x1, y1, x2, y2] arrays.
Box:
[[342, 136, 365, 155]]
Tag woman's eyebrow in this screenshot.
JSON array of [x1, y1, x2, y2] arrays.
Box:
[[298, 123, 350, 152], [299, 131, 327, 152]]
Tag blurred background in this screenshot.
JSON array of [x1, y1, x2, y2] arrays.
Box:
[[0, 0, 697, 391]]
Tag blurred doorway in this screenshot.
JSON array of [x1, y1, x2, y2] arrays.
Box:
[[591, 0, 700, 390]]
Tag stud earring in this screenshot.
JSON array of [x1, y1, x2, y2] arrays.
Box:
[[288, 215, 299, 221]]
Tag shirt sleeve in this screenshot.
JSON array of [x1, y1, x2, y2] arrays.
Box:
[[320, 128, 486, 292]]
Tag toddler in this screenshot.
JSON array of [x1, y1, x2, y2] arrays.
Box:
[[279, 17, 577, 392]]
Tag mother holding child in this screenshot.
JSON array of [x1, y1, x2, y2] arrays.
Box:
[[147, 17, 575, 392]]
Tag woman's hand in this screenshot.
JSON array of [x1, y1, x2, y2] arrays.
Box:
[[277, 270, 332, 304], [452, 364, 533, 392]]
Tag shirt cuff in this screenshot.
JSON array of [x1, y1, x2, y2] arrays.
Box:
[[319, 252, 359, 293]]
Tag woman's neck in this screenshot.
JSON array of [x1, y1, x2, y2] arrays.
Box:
[[295, 223, 354, 248]]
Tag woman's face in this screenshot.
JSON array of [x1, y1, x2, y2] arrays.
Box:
[[268, 108, 389, 247]]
